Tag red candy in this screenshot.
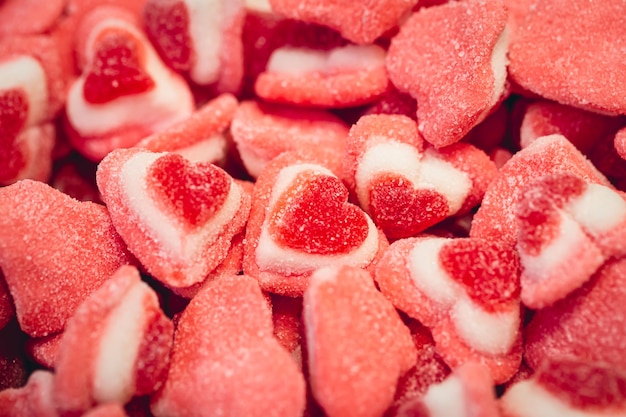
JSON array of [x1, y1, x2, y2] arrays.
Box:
[[255, 43, 389, 108], [0, 0, 65, 37], [65, 7, 194, 161], [515, 173, 626, 308], [151, 274, 306, 417], [509, 0, 626, 115], [0, 180, 134, 337], [97, 148, 251, 294], [303, 265, 416, 417], [343, 114, 497, 239], [387, 0, 509, 147], [0, 370, 57, 417], [243, 149, 387, 296], [375, 236, 522, 383], [54, 265, 173, 416]]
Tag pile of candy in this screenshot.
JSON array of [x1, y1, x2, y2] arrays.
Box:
[[1, 0, 626, 416]]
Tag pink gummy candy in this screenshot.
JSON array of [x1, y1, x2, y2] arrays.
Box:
[[303, 265, 416, 417], [243, 149, 387, 296], [97, 148, 251, 292], [151, 274, 306, 417], [0, 180, 135, 337], [268, 0, 418, 44], [508, 0, 626, 115], [53, 265, 173, 416], [387, 0, 509, 148]]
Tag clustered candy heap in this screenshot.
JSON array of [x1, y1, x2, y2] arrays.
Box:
[[1, 0, 626, 416]]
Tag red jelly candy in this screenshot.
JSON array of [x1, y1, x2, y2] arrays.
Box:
[[54, 265, 173, 416], [303, 265, 416, 417], [344, 114, 497, 239], [151, 274, 306, 417], [375, 236, 522, 384], [515, 173, 626, 308], [97, 148, 251, 293], [0, 180, 135, 337], [243, 149, 387, 296], [65, 7, 194, 161], [387, 0, 509, 147], [0, 0, 65, 37], [0, 370, 57, 417]]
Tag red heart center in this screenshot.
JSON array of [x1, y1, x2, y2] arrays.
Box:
[[369, 173, 449, 239], [83, 29, 155, 104], [147, 154, 231, 227], [143, 0, 192, 71], [0, 88, 28, 180], [269, 172, 369, 255], [439, 238, 520, 312]]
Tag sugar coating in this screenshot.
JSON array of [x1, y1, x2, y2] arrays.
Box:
[[268, 0, 418, 44], [508, 0, 626, 114], [0, 370, 57, 416], [569, 183, 626, 236], [151, 274, 305, 417], [0, 180, 134, 337], [470, 134, 610, 248], [304, 265, 416, 417], [387, 0, 509, 147], [614, 128, 626, 160], [138, 93, 238, 163], [524, 258, 626, 372], [231, 100, 349, 178]]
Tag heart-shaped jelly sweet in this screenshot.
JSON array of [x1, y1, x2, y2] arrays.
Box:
[[269, 173, 369, 255], [83, 30, 155, 104], [146, 153, 230, 227]]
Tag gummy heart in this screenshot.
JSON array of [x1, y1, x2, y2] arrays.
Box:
[[83, 30, 155, 104], [368, 173, 449, 238], [269, 174, 369, 255], [142, 0, 192, 71], [0, 89, 28, 180], [439, 239, 520, 313], [146, 153, 230, 227]]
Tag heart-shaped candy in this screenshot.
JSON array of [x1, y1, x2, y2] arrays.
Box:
[[97, 148, 251, 292], [83, 29, 155, 104]]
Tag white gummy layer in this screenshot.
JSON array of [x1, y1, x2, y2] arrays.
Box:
[[67, 19, 192, 136], [408, 238, 458, 305], [245, 0, 272, 13], [93, 281, 147, 404], [501, 380, 614, 417], [121, 151, 242, 263], [0, 55, 49, 127], [267, 44, 386, 75], [175, 132, 227, 164], [256, 164, 379, 275], [355, 142, 471, 214], [453, 295, 519, 354], [422, 374, 466, 417], [568, 183, 626, 236]]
